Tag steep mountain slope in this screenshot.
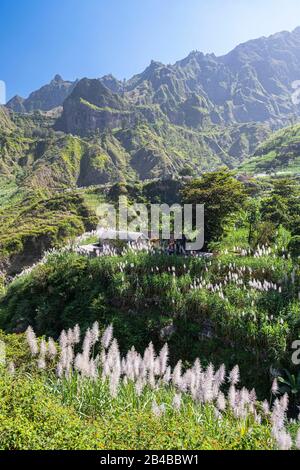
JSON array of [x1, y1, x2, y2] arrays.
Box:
[[172, 28, 300, 126], [0, 111, 98, 275], [0, 106, 15, 132], [239, 123, 300, 175], [0, 106, 270, 276], [6, 75, 76, 113], [3, 27, 299, 184], [2, 110, 270, 186]]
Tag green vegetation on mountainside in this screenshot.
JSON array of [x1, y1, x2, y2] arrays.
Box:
[[1, 108, 270, 187], [239, 124, 300, 175], [0, 192, 97, 276]]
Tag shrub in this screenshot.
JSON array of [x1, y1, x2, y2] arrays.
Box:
[[0, 371, 98, 450], [288, 236, 300, 258]]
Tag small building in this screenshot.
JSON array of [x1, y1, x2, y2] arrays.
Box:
[[78, 229, 149, 257], [98, 228, 149, 243]]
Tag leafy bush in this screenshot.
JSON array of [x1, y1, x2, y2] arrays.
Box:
[[288, 236, 300, 258], [0, 371, 98, 450]]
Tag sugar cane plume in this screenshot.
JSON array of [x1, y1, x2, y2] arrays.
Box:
[[25, 326, 39, 356], [40, 339, 47, 357], [91, 321, 100, 345], [73, 324, 81, 344], [19, 324, 300, 450], [229, 365, 240, 386], [272, 378, 279, 395], [101, 324, 113, 350], [152, 401, 165, 417], [172, 393, 182, 411], [59, 330, 68, 350], [274, 429, 292, 450], [48, 338, 57, 359]]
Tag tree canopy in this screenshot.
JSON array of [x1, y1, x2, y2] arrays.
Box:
[[182, 168, 247, 245]]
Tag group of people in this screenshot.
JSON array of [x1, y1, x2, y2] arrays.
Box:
[[166, 234, 187, 255]]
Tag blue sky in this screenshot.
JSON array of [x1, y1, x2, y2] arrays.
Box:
[[1, 0, 300, 100]]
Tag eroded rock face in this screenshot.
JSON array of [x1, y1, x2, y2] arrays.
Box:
[[0, 106, 15, 132], [6, 234, 53, 276]]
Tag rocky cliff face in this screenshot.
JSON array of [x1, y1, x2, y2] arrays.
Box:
[[55, 77, 167, 136], [6, 27, 300, 134]]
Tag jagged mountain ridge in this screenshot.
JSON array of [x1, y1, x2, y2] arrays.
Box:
[[6, 75, 77, 113], [4, 26, 300, 183], [7, 27, 300, 134]]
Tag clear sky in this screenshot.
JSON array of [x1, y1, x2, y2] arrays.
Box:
[[1, 0, 300, 100]]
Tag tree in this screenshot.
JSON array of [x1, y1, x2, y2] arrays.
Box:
[[181, 168, 247, 246], [246, 199, 261, 245], [254, 221, 277, 246], [288, 236, 300, 258], [290, 217, 300, 237], [260, 195, 290, 228], [108, 182, 128, 202], [273, 178, 298, 199], [260, 177, 300, 232]]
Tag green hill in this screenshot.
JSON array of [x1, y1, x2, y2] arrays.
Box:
[[239, 124, 300, 175]]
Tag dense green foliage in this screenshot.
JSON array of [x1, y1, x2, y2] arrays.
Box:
[[0, 371, 98, 450], [2, 26, 300, 451], [0, 191, 97, 275], [182, 168, 247, 244]]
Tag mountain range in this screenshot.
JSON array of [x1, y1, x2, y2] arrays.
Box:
[[2, 26, 300, 186], [7, 26, 300, 130]]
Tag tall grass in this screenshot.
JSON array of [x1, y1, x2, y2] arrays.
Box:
[[1, 323, 296, 450]]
